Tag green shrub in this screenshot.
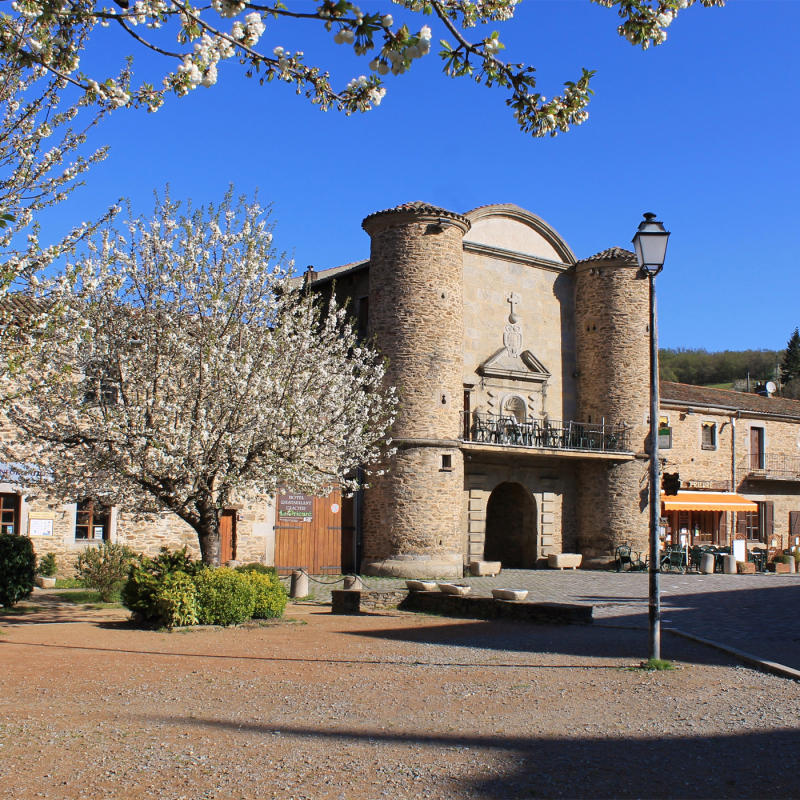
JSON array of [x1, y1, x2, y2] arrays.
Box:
[[794, 550, 800, 564], [774, 554, 792, 564], [55, 577, 84, 589], [121, 547, 203, 620], [36, 552, 59, 578], [243, 570, 287, 619], [0, 534, 36, 607], [76, 543, 135, 602], [234, 562, 279, 578], [156, 573, 199, 628], [193, 568, 255, 626]]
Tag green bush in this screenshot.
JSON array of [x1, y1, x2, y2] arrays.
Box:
[[156, 572, 199, 628], [76, 543, 135, 602], [121, 547, 203, 620], [36, 552, 59, 578], [0, 534, 36, 607], [774, 554, 792, 564], [244, 570, 287, 619], [193, 568, 256, 626], [234, 562, 279, 578]]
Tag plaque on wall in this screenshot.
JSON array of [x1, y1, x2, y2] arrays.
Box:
[[278, 492, 313, 522]]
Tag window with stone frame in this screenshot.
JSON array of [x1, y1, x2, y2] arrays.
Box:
[[701, 421, 717, 451], [75, 499, 110, 541], [0, 493, 19, 535], [83, 359, 119, 406]]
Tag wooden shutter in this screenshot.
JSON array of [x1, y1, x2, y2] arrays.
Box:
[[736, 511, 747, 538], [764, 501, 774, 544], [718, 511, 727, 545]]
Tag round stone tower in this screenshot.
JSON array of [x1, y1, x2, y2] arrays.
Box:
[[360, 202, 470, 578], [574, 247, 651, 565]]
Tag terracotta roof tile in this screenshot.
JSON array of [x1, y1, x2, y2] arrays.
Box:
[[661, 381, 800, 419], [362, 201, 469, 229], [576, 247, 637, 265]]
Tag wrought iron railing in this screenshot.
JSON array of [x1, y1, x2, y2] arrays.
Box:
[[462, 412, 632, 453], [739, 453, 800, 480]]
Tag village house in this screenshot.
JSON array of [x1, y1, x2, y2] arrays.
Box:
[[4, 201, 800, 576]]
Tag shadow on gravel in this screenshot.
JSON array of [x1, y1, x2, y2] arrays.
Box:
[[345, 621, 736, 667], [157, 715, 800, 799]]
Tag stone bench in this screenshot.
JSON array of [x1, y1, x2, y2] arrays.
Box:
[[547, 553, 582, 570]]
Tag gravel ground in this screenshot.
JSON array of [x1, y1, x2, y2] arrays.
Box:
[[2, 602, 800, 799]]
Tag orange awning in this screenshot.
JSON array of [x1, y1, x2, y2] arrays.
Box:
[[661, 491, 758, 512]]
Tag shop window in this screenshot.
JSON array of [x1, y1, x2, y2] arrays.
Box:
[[75, 499, 110, 541], [701, 421, 717, 451], [0, 493, 19, 535], [658, 416, 672, 449]]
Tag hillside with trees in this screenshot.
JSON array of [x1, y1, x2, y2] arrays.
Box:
[[659, 348, 783, 388]]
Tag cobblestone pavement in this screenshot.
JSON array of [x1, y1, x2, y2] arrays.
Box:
[[303, 570, 800, 671]]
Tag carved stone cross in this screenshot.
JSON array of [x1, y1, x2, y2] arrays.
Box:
[[506, 291, 521, 318]]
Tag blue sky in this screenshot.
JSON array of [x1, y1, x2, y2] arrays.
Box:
[[47, 0, 800, 351]]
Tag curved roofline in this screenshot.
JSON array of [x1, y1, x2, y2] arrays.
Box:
[[464, 203, 577, 265]]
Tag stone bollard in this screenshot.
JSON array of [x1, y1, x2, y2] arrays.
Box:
[[290, 570, 309, 598], [343, 575, 364, 591], [722, 554, 737, 574], [700, 553, 716, 574], [789, 558, 797, 574]]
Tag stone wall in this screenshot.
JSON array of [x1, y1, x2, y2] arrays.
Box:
[[360, 203, 470, 578], [574, 250, 651, 563], [463, 460, 577, 567]]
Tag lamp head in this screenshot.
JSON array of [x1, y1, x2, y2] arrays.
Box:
[[632, 212, 670, 275]]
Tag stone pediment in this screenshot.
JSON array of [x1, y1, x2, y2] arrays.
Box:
[[479, 348, 551, 383]]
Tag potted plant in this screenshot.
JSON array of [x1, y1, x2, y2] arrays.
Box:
[[35, 552, 58, 588]]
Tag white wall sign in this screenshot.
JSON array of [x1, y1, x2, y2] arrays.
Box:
[[29, 518, 53, 537]]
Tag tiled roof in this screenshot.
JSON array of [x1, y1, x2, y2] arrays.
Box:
[[308, 259, 369, 286], [0, 294, 45, 320], [362, 201, 469, 229], [661, 381, 800, 419], [575, 247, 637, 265]]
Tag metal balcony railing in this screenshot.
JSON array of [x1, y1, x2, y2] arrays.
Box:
[[739, 453, 800, 480], [462, 412, 632, 453]]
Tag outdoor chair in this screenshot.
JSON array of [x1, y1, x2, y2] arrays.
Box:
[[662, 550, 687, 573], [689, 546, 703, 572], [615, 545, 633, 572]]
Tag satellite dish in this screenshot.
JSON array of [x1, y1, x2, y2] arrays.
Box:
[[766, 381, 777, 395]]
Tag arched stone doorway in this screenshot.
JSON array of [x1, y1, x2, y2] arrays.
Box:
[[483, 482, 537, 568]]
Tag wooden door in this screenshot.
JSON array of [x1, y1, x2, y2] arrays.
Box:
[[220, 510, 236, 563], [274, 489, 355, 575], [750, 427, 764, 470]]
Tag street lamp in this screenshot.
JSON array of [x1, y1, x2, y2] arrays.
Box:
[[632, 212, 670, 662]]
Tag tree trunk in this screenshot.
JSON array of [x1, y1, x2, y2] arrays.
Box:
[[195, 504, 221, 567]]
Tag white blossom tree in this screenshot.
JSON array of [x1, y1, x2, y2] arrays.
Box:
[[1, 191, 397, 565], [0, 26, 116, 310], [3, 0, 725, 138]]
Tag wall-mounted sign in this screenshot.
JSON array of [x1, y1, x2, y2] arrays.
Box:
[[29, 518, 53, 537], [330, 503, 340, 514], [278, 492, 313, 522]]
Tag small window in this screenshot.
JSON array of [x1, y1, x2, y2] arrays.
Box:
[[75, 499, 110, 541], [0, 493, 19, 535], [441, 454, 452, 471], [83, 360, 119, 406], [357, 297, 369, 336], [701, 422, 717, 451], [658, 416, 672, 449]]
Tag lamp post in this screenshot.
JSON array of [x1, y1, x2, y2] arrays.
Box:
[[632, 212, 671, 661]]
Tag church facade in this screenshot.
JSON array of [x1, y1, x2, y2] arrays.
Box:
[[308, 201, 800, 578]]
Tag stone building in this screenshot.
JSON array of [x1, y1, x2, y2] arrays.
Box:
[[306, 201, 800, 577], [6, 200, 800, 576]]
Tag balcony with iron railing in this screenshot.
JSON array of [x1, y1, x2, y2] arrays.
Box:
[[739, 452, 800, 482], [461, 412, 633, 456]]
